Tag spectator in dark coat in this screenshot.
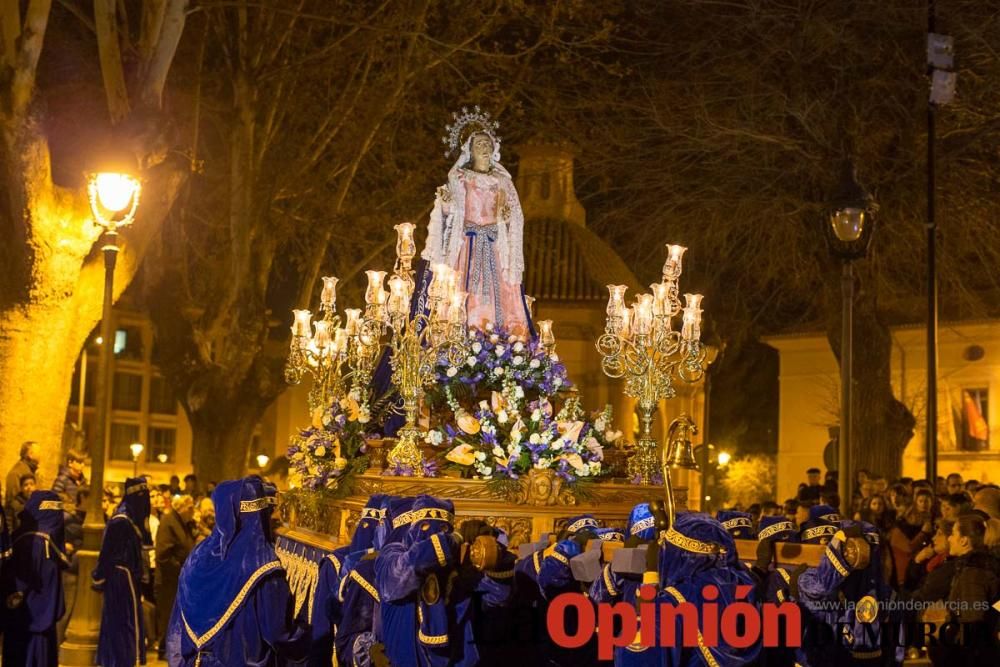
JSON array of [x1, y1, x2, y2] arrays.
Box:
[[50, 449, 87, 510], [9, 473, 37, 531], [154, 494, 196, 658], [5, 441, 40, 525], [928, 513, 1000, 665]]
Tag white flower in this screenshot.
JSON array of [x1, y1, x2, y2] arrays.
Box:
[[531, 409, 541, 422], [481, 423, 496, 435], [590, 461, 602, 473], [425, 431, 444, 446], [486, 322, 494, 332], [492, 446, 505, 458], [605, 430, 623, 443], [495, 345, 505, 356], [529, 359, 541, 369], [578, 464, 591, 477], [513, 341, 524, 353], [529, 433, 541, 445], [357, 407, 371, 424], [551, 439, 563, 450], [314, 446, 327, 457], [514, 386, 525, 399], [490, 334, 500, 343], [472, 342, 483, 353], [535, 458, 552, 469], [550, 353, 560, 362], [507, 443, 522, 457], [446, 366, 458, 378], [554, 378, 563, 387], [475, 451, 487, 461], [497, 409, 509, 424], [493, 366, 505, 377], [512, 355, 524, 366], [479, 400, 490, 412], [467, 356, 478, 367], [540, 431, 554, 444], [593, 417, 607, 432]]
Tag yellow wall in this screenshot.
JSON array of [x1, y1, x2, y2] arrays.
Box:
[[768, 321, 1000, 502]]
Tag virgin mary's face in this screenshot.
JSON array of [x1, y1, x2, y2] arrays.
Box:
[[471, 133, 493, 163]]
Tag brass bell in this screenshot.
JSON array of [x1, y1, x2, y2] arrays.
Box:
[[664, 414, 700, 471]]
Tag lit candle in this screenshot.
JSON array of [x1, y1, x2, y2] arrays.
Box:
[[394, 222, 417, 261], [333, 327, 348, 355], [388, 275, 409, 316], [320, 276, 338, 309], [365, 270, 387, 305], [449, 290, 468, 325], [538, 319, 555, 349], [681, 293, 704, 341], [429, 263, 450, 299], [650, 282, 669, 317], [344, 308, 362, 336], [313, 320, 332, 348], [292, 310, 312, 337], [662, 244, 687, 281], [524, 295, 536, 318], [633, 296, 653, 336]]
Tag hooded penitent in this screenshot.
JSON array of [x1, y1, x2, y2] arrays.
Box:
[[654, 512, 761, 667], [1, 491, 69, 667], [757, 515, 798, 543], [168, 477, 307, 666], [376, 494, 484, 667], [799, 504, 840, 544], [335, 495, 413, 667], [309, 494, 390, 667], [93, 476, 151, 667], [717, 510, 757, 540]]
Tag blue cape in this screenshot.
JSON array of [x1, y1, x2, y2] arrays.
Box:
[[115, 476, 152, 546], [175, 477, 281, 642], [757, 515, 797, 542], [350, 494, 388, 552]]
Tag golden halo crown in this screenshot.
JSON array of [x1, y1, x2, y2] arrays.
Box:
[[442, 106, 500, 157]]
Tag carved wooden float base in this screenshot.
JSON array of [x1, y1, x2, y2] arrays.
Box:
[[280, 472, 687, 551]]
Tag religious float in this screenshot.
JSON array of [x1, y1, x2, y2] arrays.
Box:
[[273, 108, 715, 607]]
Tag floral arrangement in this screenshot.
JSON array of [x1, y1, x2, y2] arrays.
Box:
[[425, 375, 622, 482], [427, 323, 570, 402], [287, 394, 372, 491]]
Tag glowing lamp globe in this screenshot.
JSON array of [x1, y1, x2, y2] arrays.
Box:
[[130, 442, 144, 459], [716, 451, 731, 467], [94, 173, 140, 212], [830, 207, 866, 243], [257, 454, 270, 469]]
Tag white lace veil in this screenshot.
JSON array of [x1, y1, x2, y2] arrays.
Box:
[[421, 133, 524, 284]]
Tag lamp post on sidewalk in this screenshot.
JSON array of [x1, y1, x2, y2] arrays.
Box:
[[60, 169, 141, 665], [824, 161, 876, 511]]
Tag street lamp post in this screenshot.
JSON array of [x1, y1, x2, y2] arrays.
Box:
[[825, 162, 876, 513], [130, 442, 144, 477], [60, 171, 141, 665]]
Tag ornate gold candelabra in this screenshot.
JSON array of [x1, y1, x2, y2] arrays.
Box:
[[382, 255, 467, 473], [285, 276, 353, 412], [595, 244, 707, 485]]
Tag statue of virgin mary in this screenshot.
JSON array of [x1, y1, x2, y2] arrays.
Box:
[[422, 107, 532, 336]]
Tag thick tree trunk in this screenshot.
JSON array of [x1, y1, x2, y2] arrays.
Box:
[[0, 303, 82, 484], [826, 267, 916, 480], [189, 402, 264, 485]]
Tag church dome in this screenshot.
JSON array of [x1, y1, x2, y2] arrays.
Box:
[[515, 138, 641, 302], [523, 218, 641, 301]]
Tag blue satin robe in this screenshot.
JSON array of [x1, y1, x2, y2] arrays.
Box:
[[656, 570, 762, 667], [166, 569, 309, 666], [94, 514, 147, 666], [377, 531, 485, 666], [307, 548, 347, 667], [1, 533, 68, 667], [336, 557, 381, 666], [589, 563, 654, 666], [796, 543, 894, 666]]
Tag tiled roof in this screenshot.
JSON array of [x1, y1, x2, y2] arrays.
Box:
[[523, 218, 642, 301]]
